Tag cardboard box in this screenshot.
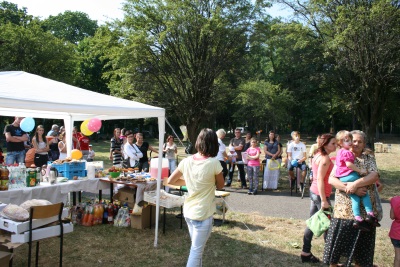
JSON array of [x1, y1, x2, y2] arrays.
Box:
[[0, 208, 69, 234], [11, 223, 73, 243], [114, 187, 136, 204], [0, 251, 12, 267], [130, 205, 156, 229]]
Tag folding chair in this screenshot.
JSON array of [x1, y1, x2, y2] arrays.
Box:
[[28, 202, 64, 267]]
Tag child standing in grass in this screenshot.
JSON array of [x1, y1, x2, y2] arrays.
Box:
[[246, 137, 261, 195], [390, 196, 400, 267]]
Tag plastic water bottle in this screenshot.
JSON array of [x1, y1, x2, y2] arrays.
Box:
[[19, 163, 27, 187]]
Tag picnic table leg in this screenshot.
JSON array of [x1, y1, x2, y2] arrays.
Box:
[[180, 206, 183, 229], [163, 207, 166, 234], [149, 205, 152, 230], [222, 197, 226, 223]]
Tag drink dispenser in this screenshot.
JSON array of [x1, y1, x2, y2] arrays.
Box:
[[150, 158, 169, 179]]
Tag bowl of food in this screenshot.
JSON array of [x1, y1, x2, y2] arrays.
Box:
[[109, 172, 121, 178]]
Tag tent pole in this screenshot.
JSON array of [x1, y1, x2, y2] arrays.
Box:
[[154, 115, 165, 247], [64, 117, 73, 157]]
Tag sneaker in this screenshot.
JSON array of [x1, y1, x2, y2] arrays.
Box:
[[353, 220, 370, 232], [365, 214, 381, 227], [252, 190, 257, 195], [224, 182, 231, 187], [247, 191, 252, 195]]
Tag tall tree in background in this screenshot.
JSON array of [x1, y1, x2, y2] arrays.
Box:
[[108, 0, 268, 145], [0, 1, 32, 25], [42, 11, 98, 43], [279, 0, 400, 144]]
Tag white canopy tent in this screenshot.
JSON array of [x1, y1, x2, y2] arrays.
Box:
[[0, 71, 165, 247]]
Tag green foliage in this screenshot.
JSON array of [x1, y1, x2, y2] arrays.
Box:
[[234, 80, 294, 131], [73, 25, 123, 94], [108, 0, 266, 143], [277, 0, 400, 140], [0, 1, 33, 26], [0, 22, 76, 83], [42, 11, 98, 43]]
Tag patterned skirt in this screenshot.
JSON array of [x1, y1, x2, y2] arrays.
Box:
[[323, 218, 376, 267]]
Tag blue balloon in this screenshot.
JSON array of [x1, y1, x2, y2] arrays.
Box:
[[291, 159, 298, 167], [20, 117, 35, 132]]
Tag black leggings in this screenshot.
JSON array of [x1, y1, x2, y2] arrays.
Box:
[[34, 154, 49, 168]]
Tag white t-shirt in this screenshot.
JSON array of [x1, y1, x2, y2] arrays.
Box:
[[178, 156, 222, 221], [216, 139, 226, 161], [164, 143, 177, 160], [287, 141, 306, 160]]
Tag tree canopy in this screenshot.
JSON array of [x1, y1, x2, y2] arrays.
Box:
[[1, 0, 400, 143]]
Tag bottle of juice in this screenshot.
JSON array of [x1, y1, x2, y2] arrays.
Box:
[[98, 203, 104, 225], [82, 205, 89, 226], [87, 205, 94, 226]]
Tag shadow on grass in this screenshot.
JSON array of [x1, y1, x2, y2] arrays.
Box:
[[9, 211, 308, 267]]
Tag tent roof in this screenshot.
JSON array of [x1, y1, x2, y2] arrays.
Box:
[[0, 71, 164, 121]]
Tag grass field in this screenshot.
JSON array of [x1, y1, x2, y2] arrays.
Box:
[[6, 136, 400, 266]]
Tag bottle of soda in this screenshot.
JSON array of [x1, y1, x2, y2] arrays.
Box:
[[19, 163, 27, 187], [102, 202, 108, 224]]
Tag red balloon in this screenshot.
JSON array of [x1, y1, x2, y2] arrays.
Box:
[[87, 118, 102, 132]]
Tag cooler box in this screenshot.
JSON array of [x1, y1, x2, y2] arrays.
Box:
[[150, 158, 169, 179]]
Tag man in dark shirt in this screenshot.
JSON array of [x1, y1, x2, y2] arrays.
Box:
[[4, 117, 28, 165], [226, 128, 247, 188]]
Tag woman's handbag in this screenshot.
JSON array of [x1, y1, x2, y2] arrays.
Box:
[[268, 159, 280, 170], [373, 183, 383, 221], [306, 208, 332, 237]]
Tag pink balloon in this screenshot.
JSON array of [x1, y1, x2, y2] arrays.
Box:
[[87, 118, 102, 132]]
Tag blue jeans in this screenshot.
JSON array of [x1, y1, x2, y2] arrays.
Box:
[[168, 159, 176, 173], [185, 216, 213, 267], [287, 160, 307, 171], [6, 150, 25, 165], [340, 172, 373, 216], [302, 191, 331, 253]]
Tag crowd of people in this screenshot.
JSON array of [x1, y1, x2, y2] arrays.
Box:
[[199, 127, 398, 267], [2, 118, 399, 267], [2, 117, 95, 168]]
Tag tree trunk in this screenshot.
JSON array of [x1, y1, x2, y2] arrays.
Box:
[[186, 123, 198, 154]]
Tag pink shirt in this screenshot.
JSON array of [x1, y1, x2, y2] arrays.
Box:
[[335, 148, 355, 177], [310, 153, 333, 197], [246, 147, 261, 167], [389, 196, 400, 240]]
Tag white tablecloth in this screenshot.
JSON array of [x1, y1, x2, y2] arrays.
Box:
[[0, 179, 108, 205]]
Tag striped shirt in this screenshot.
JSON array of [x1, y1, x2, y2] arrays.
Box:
[[110, 137, 123, 165]]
